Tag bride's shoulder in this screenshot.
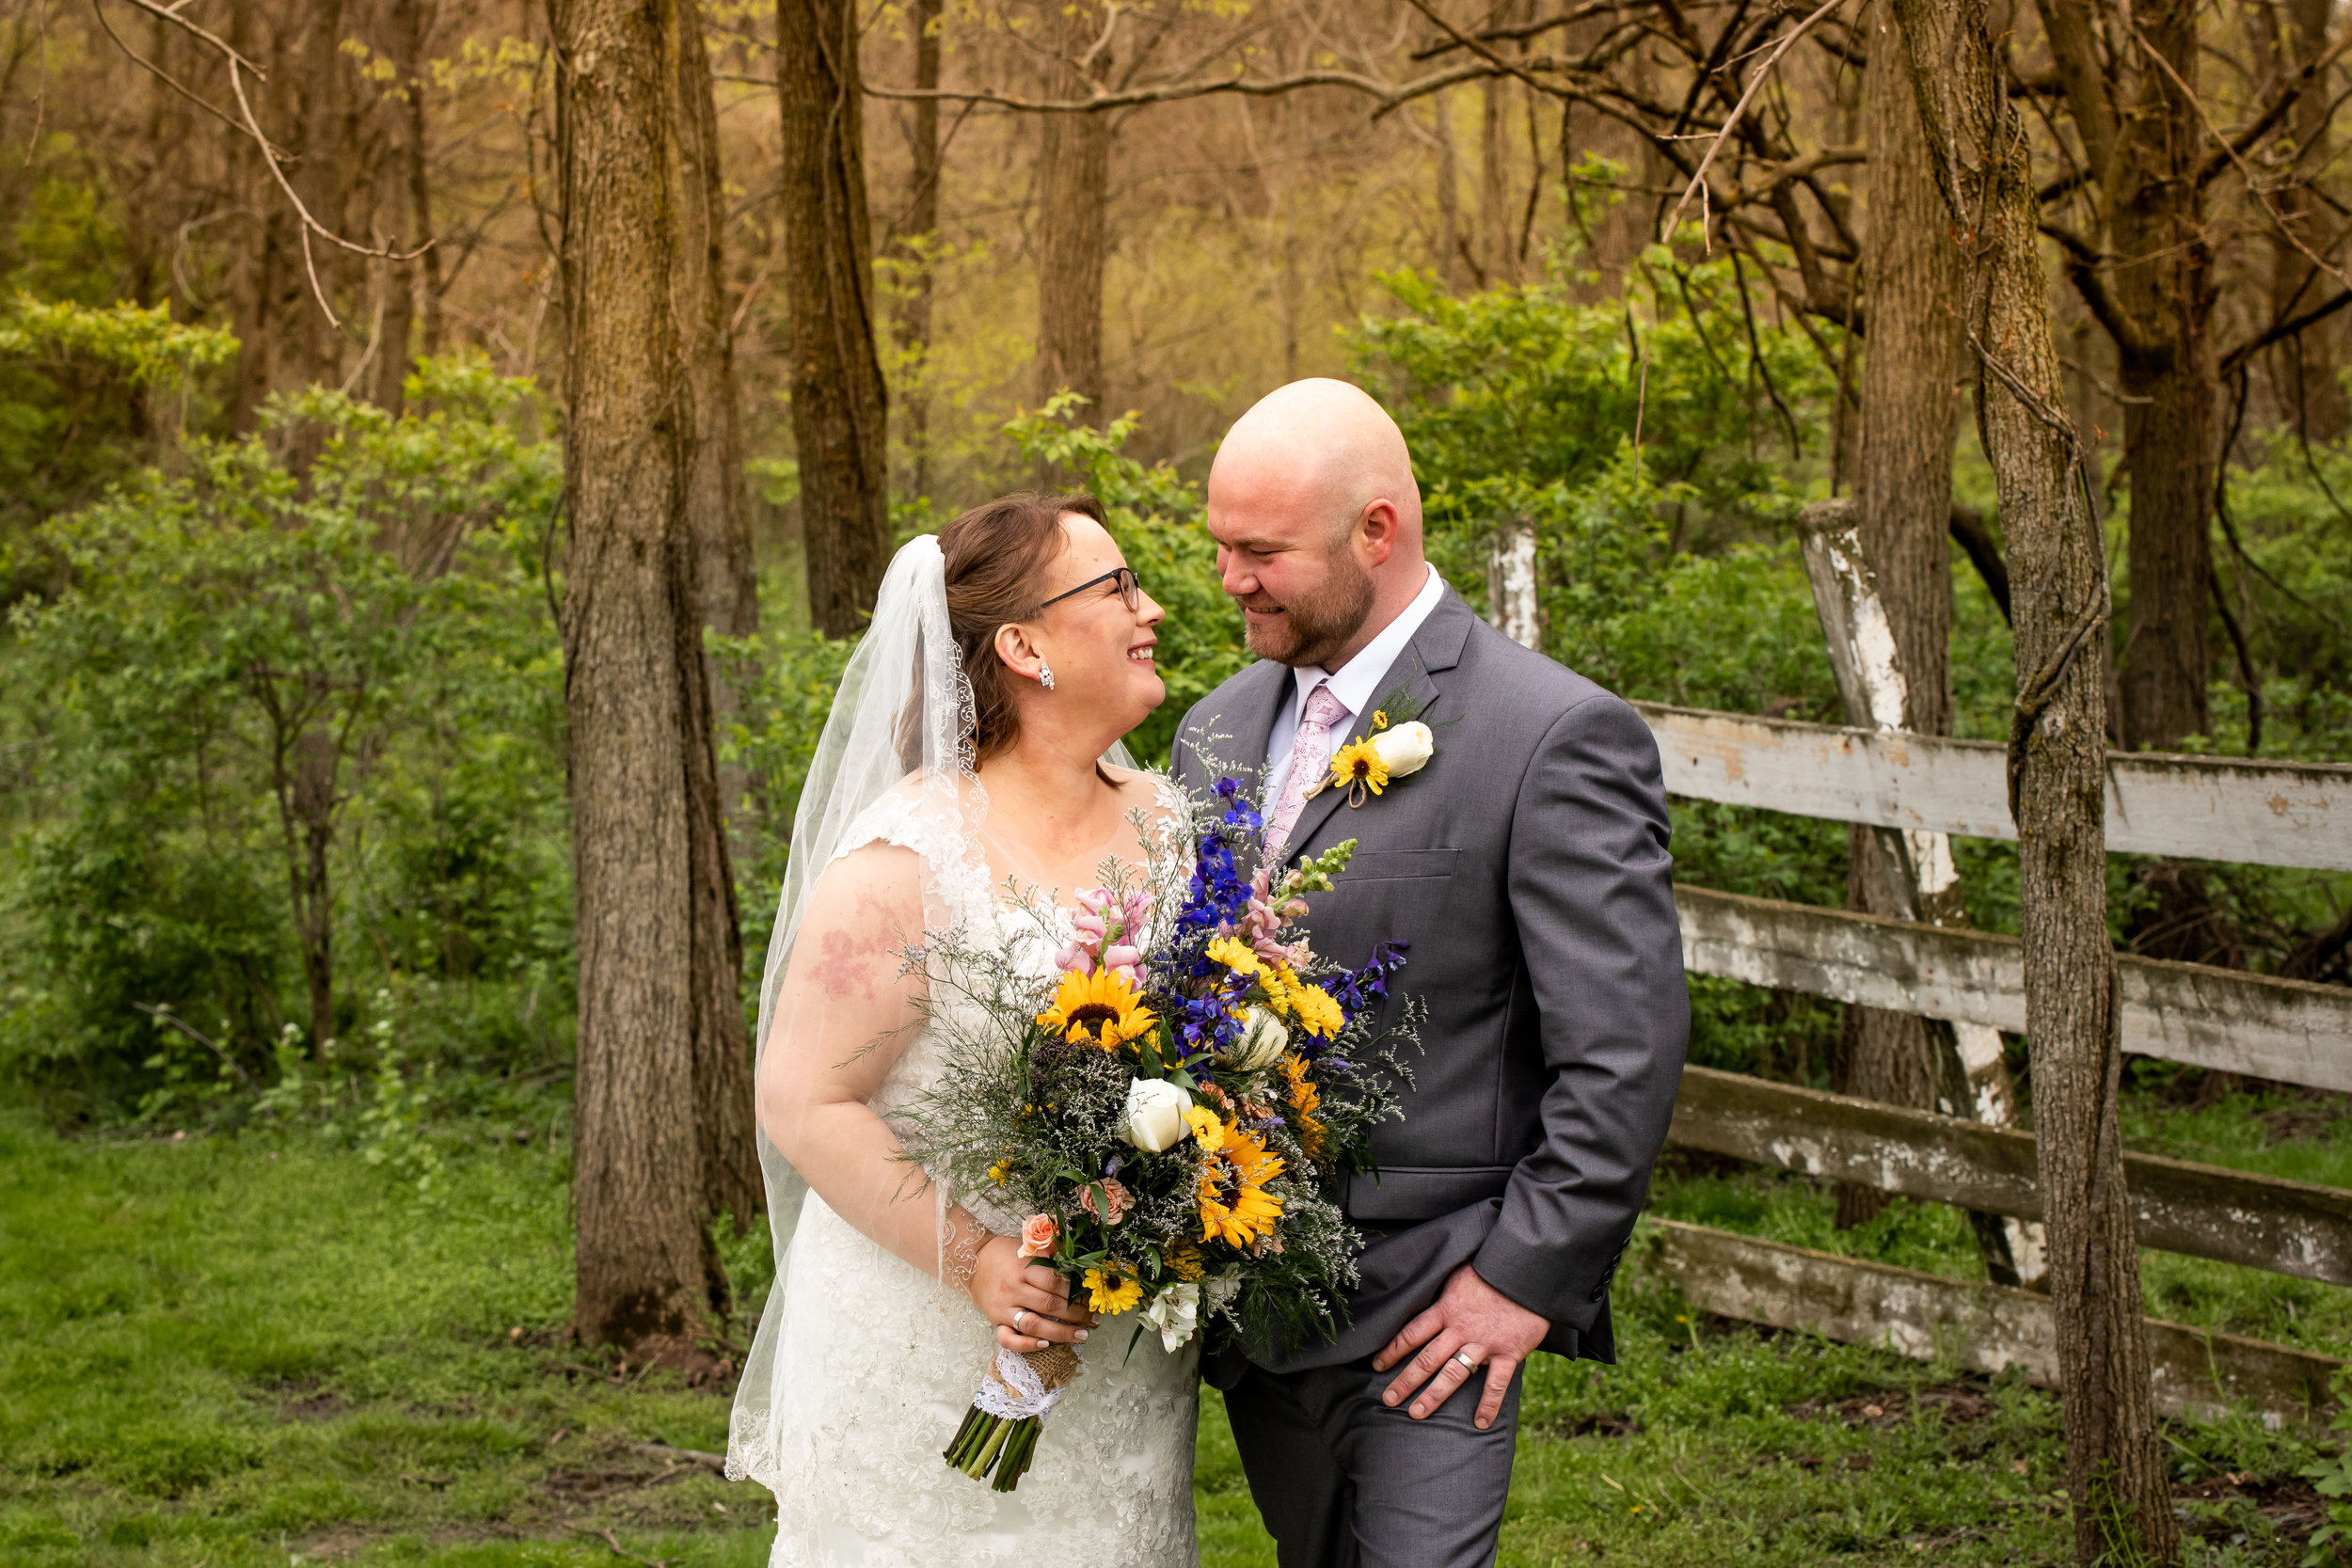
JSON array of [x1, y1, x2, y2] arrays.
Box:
[[834, 774, 955, 861], [1103, 763, 1188, 822]]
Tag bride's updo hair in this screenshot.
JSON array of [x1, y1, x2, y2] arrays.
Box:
[[937, 490, 1107, 764]]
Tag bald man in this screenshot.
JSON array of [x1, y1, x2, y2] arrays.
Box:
[[1173, 380, 1688, 1568]]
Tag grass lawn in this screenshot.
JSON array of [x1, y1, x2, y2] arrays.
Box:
[[3, 1094, 2345, 1567]]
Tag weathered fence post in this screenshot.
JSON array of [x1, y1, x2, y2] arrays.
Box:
[[1487, 516, 1540, 650], [1798, 498, 2047, 1288]]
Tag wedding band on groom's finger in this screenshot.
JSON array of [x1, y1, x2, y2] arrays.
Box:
[[1453, 1348, 1480, 1371]]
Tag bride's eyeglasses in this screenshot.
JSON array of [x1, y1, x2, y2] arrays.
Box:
[[1037, 566, 1141, 614]]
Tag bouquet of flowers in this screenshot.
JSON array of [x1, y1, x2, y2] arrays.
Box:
[[899, 775, 1422, 1492]]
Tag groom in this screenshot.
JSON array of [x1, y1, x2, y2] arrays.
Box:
[[1173, 379, 1688, 1567]]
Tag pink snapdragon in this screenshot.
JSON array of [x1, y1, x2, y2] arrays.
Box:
[[1055, 887, 1152, 983], [1220, 865, 1311, 967]]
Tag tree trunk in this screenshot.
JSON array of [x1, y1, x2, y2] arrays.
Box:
[[287, 721, 338, 1059], [373, 0, 431, 415], [2109, 0, 2214, 752], [674, 0, 761, 1240], [1434, 90, 1468, 291], [892, 0, 943, 497], [2260, 0, 2348, 442], [293, 0, 355, 394], [776, 0, 891, 639], [1894, 3, 2180, 1561], [1478, 55, 1516, 287], [1836, 5, 1961, 1228], [551, 0, 746, 1364], [1035, 3, 1111, 414], [405, 0, 446, 362]]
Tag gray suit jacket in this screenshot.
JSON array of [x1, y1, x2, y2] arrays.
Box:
[[1173, 584, 1688, 1374]]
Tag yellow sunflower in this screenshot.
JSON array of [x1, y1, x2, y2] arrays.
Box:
[[1083, 1263, 1144, 1315], [1184, 1104, 1226, 1149], [1204, 936, 1262, 977], [1036, 967, 1157, 1051], [1197, 1120, 1287, 1248], [1327, 737, 1391, 796]]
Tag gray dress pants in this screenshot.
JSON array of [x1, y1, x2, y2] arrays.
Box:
[[1224, 1356, 1524, 1568]]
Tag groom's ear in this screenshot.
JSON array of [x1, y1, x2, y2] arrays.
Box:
[[1356, 498, 1402, 568]]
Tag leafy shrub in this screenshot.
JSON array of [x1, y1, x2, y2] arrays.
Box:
[[0, 355, 569, 1118]]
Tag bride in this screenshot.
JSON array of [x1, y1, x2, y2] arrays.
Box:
[[727, 494, 1200, 1564]]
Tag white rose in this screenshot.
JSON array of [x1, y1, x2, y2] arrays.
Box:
[[1369, 721, 1435, 778], [1140, 1281, 1201, 1353], [1119, 1076, 1193, 1153], [1221, 1006, 1290, 1071]]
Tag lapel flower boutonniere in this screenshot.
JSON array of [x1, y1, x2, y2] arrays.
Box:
[[1319, 703, 1437, 810]]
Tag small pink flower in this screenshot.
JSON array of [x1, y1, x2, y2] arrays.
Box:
[[1017, 1213, 1058, 1259], [1079, 1180, 1133, 1227], [1061, 888, 1153, 976]]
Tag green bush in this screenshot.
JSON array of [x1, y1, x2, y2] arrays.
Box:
[[0, 355, 568, 1118]]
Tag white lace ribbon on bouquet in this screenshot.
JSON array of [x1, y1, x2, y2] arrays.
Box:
[[974, 1344, 1082, 1421]]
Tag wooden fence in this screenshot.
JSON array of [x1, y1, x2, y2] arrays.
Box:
[[1584, 500, 2352, 1425]]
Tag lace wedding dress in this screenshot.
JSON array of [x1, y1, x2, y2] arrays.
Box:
[[745, 785, 1201, 1567], [727, 535, 1200, 1563]]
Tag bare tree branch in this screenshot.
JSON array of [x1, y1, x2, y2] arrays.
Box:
[[1408, 0, 1631, 61], [2192, 18, 2352, 189], [90, 0, 434, 327], [2219, 286, 2352, 375], [1656, 0, 1848, 246], [2126, 18, 2352, 298], [852, 60, 1499, 116]]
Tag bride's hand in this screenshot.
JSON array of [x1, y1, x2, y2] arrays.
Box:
[[969, 1234, 1095, 1353]]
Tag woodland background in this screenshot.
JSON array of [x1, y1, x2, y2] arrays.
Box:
[[0, 0, 2350, 1563]]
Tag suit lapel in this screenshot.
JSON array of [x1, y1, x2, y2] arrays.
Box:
[[1177, 657, 1290, 787], [1285, 586, 1478, 863]]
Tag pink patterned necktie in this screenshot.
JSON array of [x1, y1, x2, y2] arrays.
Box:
[[1268, 683, 1349, 848]]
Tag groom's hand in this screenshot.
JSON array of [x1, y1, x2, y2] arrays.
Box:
[[1372, 1263, 1548, 1431]]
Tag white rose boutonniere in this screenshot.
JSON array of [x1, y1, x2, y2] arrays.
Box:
[[1312, 686, 1440, 810], [1368, 720, 1434, 778]]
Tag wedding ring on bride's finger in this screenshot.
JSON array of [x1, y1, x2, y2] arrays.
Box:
[[1011, 1308, 1033, 1337]]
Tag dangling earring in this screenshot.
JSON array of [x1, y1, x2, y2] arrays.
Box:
[[1038, 662, 1056, 691]]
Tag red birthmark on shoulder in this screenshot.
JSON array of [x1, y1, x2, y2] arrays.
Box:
[[810, 927, 877, 1002]]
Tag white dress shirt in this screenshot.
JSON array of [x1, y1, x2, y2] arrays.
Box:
[[1263, 563, 1446, 802]]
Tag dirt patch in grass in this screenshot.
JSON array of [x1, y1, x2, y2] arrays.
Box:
[[2257, 1088, 2352, 1146], [1785, 1377, 1998, 1430], [1534, 1410, 1643, 1440], [2173, 1471, 2329, 1548]]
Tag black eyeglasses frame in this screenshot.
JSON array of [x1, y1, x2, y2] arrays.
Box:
[[1036, 565, 1140, 614]]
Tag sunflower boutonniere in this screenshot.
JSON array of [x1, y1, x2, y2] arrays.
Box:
[[1309, 684, 1437, 810]]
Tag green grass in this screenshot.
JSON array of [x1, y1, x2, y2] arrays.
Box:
[[2, 1099, 2343, 1567]]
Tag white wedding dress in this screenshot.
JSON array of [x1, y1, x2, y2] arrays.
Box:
[[746, 789, 1201, 1567]]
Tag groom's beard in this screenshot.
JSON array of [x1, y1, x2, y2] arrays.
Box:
[[1243, 552, 1377, 669]]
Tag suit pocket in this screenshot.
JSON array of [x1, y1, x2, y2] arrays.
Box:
[[1346, 1164, 1515, 1224], [1341, 848, 1459, 882]]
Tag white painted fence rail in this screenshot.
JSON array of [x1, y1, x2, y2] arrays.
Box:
[[1677, 885, 2352, 1093], [1638, 702, 2352, 873]]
